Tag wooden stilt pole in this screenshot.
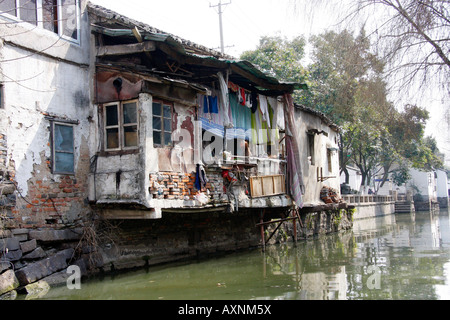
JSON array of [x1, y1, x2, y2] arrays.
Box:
[[260, 209, 265, 252], [293, 209, 298, 246]]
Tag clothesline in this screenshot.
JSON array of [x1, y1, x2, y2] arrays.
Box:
[[197, 77, 285, 142]]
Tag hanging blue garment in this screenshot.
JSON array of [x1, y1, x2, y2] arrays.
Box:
[[203, 96, 219, 114], [195, 164, 207, 191]]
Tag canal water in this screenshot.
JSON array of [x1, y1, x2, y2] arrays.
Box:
[[39, 210, 450, 300]]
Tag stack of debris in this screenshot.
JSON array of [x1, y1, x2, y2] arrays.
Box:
[[320, 186, 342, 204]]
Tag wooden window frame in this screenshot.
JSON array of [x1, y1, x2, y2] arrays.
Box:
[[152, 100, 173, 148], [104, 99, 139, 152]]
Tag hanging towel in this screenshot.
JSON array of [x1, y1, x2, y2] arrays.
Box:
[[277, 100, 285, 131], [217, 72, 233, 128], [268, 97, 278, 128], [251, 106, 266, 145], [258, 94, 271, 128]]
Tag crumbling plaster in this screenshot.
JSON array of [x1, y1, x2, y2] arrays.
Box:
[[90, 90, 199, 218], [1, 44, 91, 196], [294, 108, 340, 205]]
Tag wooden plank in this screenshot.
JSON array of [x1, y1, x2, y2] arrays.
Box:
[[97, 41, 156, 57], [252, 177, 263, 197], [274, 175, 284, 194], [250, 175, 286, 198], [263, 176, 274, 195]]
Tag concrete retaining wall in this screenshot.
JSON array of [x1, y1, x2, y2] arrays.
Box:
[[352, 202, 395, 220]]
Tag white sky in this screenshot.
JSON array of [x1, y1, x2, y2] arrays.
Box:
[[89, 0, 340, 58], [89, 0, 449, 166]]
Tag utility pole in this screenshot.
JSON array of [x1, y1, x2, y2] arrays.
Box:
[[210, 0, 231, 54]]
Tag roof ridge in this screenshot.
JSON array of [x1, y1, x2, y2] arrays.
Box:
[[87, 1, 234, 60]]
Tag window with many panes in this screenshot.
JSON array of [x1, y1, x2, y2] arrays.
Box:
[[0, 0, 80, 43], [152, 101, 173, 147], [52, 122, 75, 174], [104, 100, 139, 151]]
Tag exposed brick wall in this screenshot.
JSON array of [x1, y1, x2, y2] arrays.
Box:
[[10, 139, 91, 229], [149, 167, 225, 202], [149, 172, 195, 200]]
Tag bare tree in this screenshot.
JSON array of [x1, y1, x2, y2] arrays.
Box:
[[291, 0, 450, 97]]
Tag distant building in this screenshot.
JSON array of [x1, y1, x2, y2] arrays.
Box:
[[406, 168, 440, 211], [436, 169, 449, 208]]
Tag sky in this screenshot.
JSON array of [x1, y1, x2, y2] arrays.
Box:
[[89, 0, 449, 167], [89, 0, 341, 58]]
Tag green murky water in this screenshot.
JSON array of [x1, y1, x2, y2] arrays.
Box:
[[39, 210, 450, 300]]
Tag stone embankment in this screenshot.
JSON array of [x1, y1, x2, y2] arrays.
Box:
[[0, 228, 88, 299]]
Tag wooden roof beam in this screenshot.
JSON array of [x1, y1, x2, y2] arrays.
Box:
[[96, 41, 156, 57]]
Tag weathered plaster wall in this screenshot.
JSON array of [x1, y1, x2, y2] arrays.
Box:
[[293, 108, 340, 205], [91, 86, 202, 218], [407, 168, 438, 202], [0, 4, 92, 228]]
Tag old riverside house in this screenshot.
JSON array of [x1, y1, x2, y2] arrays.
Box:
[[0, 2, 352, 294]]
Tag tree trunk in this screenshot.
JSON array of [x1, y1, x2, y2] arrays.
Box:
[[341, 166, 350, 184]]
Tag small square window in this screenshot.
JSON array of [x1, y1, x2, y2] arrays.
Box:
[[53, 123, 75, 174]]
